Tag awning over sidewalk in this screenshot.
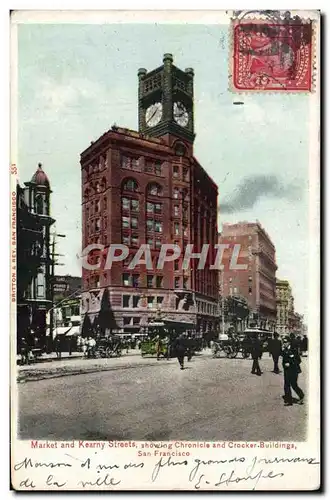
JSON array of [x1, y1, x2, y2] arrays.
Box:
[[66, 326, 80, 337], [54, 327, 72, 336]]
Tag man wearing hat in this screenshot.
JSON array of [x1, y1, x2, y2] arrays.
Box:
[[282, 336, 304, 406]]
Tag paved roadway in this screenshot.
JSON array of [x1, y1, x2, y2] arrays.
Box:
[[18, 353, 307, 442]]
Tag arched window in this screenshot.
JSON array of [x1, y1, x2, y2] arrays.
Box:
[[174, 142, 187, 157], [147, 183, 162, 197], [122, 178, 139, 192], [35, 194, 44, 215]]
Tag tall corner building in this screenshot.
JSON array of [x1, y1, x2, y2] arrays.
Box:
[[80, 54, 219, 335], [219, 221, 277, 331]]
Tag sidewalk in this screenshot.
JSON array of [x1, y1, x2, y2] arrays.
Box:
[[16, 349, 210, 383]]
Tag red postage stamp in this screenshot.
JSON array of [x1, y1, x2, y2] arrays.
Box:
[[232, 20, 313, 91]]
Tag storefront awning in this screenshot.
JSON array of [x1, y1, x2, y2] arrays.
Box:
[[54, 327, 72, 336], [66, 326, 80, 337]]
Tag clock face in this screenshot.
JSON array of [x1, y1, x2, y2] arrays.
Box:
[[145, 102, 163, 127], [173, 102, 189, 127]]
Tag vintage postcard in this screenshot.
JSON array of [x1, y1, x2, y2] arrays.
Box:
[[10, 10, 320, 491]]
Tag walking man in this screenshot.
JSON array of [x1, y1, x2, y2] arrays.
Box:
[[282, 337, 304, 406], [269, 332, 282, 374], [250, 335, 262, 376], [173, 335, 186, 370]]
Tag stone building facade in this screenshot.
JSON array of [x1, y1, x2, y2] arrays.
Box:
[[17, 164, 55, 350], [81, 54, 219, 335], [276, 278, 296, 335], [219, 221, 277, 331]]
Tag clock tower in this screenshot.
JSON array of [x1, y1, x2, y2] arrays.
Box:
[[138, 53, 195, 144]]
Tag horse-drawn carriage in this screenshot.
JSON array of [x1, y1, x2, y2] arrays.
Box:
[[212, 328, 273, 359], [93, 336, 122, 358]]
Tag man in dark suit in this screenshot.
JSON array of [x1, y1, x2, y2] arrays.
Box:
[[269, 332, 282, 374], [172, 335, 186, 370], [250, 335, 262, 376], [282, 337, 304, 406]]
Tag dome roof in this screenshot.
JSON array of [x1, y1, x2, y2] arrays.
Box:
[[31, 163, 50, 187]]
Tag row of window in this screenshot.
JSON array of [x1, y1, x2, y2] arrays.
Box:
[[122, 274, 163, 288], [197, 301, 218, 315], [122, 295, 164, 308], [122, 273, 189, 289], [121, 155, 163, 176], [86, 217, 107, 234], [85, 197, 107, 217], [122, 179, 188, 200]]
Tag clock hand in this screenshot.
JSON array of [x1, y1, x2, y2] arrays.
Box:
[[147, 108, 158, 124]]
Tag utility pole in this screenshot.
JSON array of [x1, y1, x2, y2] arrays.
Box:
[[49, 232, 66, 341], [218, 271, 225, 339], [221, 271, 225, 336]]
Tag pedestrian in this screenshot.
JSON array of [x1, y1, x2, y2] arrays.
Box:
[[281, 337, 305, 406], [269, 332, 282, 374], [172, 335, 186, 370], [250, 335, 262, 376], [155, 337, 163, 361], [20, 337, 30, 365], [54, 336, 62, 359]]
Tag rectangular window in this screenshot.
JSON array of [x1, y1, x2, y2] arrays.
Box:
[[155, 161, 162, 176], [173, 188, 179, 199], [183, 225, 188, 237], [122, 235, 130, 246], [95, 219, 101, 231], [133, 317, 140, 325], [154, 203, 162, 214], [133, 296, 139, 308], [122, 216, 130, 228], [249, 287, 252, 294], [174, 277, 180, 289], [147, 202, 154, 213], [132, 274, 139, 288], [155, 221, 162, 233], [131, 199, 139, 212], [183, 278, 188, 289], [248, 276, 252, 282], [95, 200, 100, 213], [174, 260, 179, 271], [147, 297, 154, 308], [174, 206, 179, 216], [132, 158, 140, 171], [131, 235, 139, 247], [147, 219, 154, 231], [155, 239, 162, 249], [131, 217, 138, 229], [234, 287, 238, 294], [123, 317, 131, 325], [156, 276, 163, 288], [173, 166, 179, 178], [157, 296, 164, 304], [123, 295, 130, 307], [147, 238, 154, 249], [122, 198, 130, 210], [147, 275, 153, 288], [174, 222, 180, 235], [183, 167, 188, 180], [145, 160, 154, 173], [122, 274, 130, 286]]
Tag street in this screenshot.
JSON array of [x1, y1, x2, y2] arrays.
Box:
[[18, 353, 307, 442]]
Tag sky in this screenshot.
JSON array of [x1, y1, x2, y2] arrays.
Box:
[[16, 21, 311, 320]]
